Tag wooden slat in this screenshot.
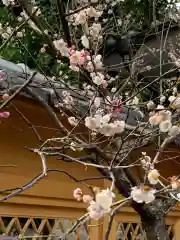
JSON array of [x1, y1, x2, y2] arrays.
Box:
[[5, 218, 17, 235], [22, 218, 32, 235]]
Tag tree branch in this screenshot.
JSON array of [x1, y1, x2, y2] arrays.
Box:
[[0, 71, 36, 111], [57, 0, 71, 46]]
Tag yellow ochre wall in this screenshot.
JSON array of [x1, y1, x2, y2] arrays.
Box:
[[0, 98, 104, 219]]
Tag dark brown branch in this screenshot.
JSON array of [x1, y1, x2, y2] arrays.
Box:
[[57, 0, 71, 46], [65, 4, 89, 17], [0, 168, 106, 200], [104, 214, 115, 240], [105, 198, 131, 240]]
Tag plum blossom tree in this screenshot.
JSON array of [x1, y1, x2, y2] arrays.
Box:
[[1, 0, 180, 239]]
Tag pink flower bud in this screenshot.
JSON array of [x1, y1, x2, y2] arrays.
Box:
[[2, 93, 10, 101], [82, 195, 93, 204], [68, 48, 76, 56], [2, 111, 10, 118], [0, 112, 4, 117], [73, 188, 83, 201], [102, 80, 108, 88], [92, 187, 101, 194], [0, 72, 5, 81]]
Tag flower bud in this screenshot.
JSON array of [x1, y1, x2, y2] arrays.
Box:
[[2, 93, 10, 101]]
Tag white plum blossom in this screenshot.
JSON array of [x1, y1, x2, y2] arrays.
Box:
[[85, 112, 125, 136], [149, 110, 172, 126], [149, 114, 160, 126], [162, 110, 172, 121], [94, 97, 101, 108], [86, 55, 103, 72], [160, 95, 166, 103], [86, 7, 102, 18], [132, 96, 139, 105], [147, 101, 156, 110], [81, 35, 89, 48], [2, 0, 11, 6], [126, 96, 139, 107], [170, 177, 180, 190], [99, 123, 116, 136], [82, 195, 93, 204], [169, 96, 176, 103], [99, 120, 125, 136], [159, 120, 172, 133], [111, 87, 117, 93], [87, 201, 108, 220], [2, 33, 9, 39], [93, 55, 103, 69], [117, 18, 122, 26], [100, 114, 111, 124], [172, 182, 179, 190], [86, 61, 94, 72], [62, 91, 69, 97], [87, 189, 115, 220], [173, 87, 177, 95], [85, 115, 101, 130], [177, 193, 180, 200], [172, 97, 180, 109], [32, 6, 41, 16], [90, 72, 104, 85], [113, 120, 125, 133], [6, 27, 12, 35], [140, 153, 152, 170], [148, 169, 160, 185], [63, 93, 74, 108], [68, 117, 78, 126], [69, 65, 80, 72], [89, 23, 101, 38], [17, 31, 23, 38], [69, 51, 81, 65], [69, 50, 87, 66], [75, 10, 87, 25], [96, 189, 115, 210], [168, 125, 180, 137], [131, 186, 156, 204], [156, 105, 164, 110], [53, 39, 69, 57]]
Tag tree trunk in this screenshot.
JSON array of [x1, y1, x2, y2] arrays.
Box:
[[141, 217, 168, 240]]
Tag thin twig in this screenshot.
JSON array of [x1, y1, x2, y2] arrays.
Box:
[[11, 104, 42, 142], [0, 71, 36, 111]]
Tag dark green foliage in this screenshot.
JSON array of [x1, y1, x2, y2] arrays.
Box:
[[0, 0, 176, 83], [0, 1, 65, 77]]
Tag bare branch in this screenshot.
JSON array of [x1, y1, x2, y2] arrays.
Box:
[[0, 71, 36, 111]]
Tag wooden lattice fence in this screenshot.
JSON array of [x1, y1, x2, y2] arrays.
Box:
[[0, 215, 177, 240], [0, 216, 89, 239], [116, 222, 174, 240]]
